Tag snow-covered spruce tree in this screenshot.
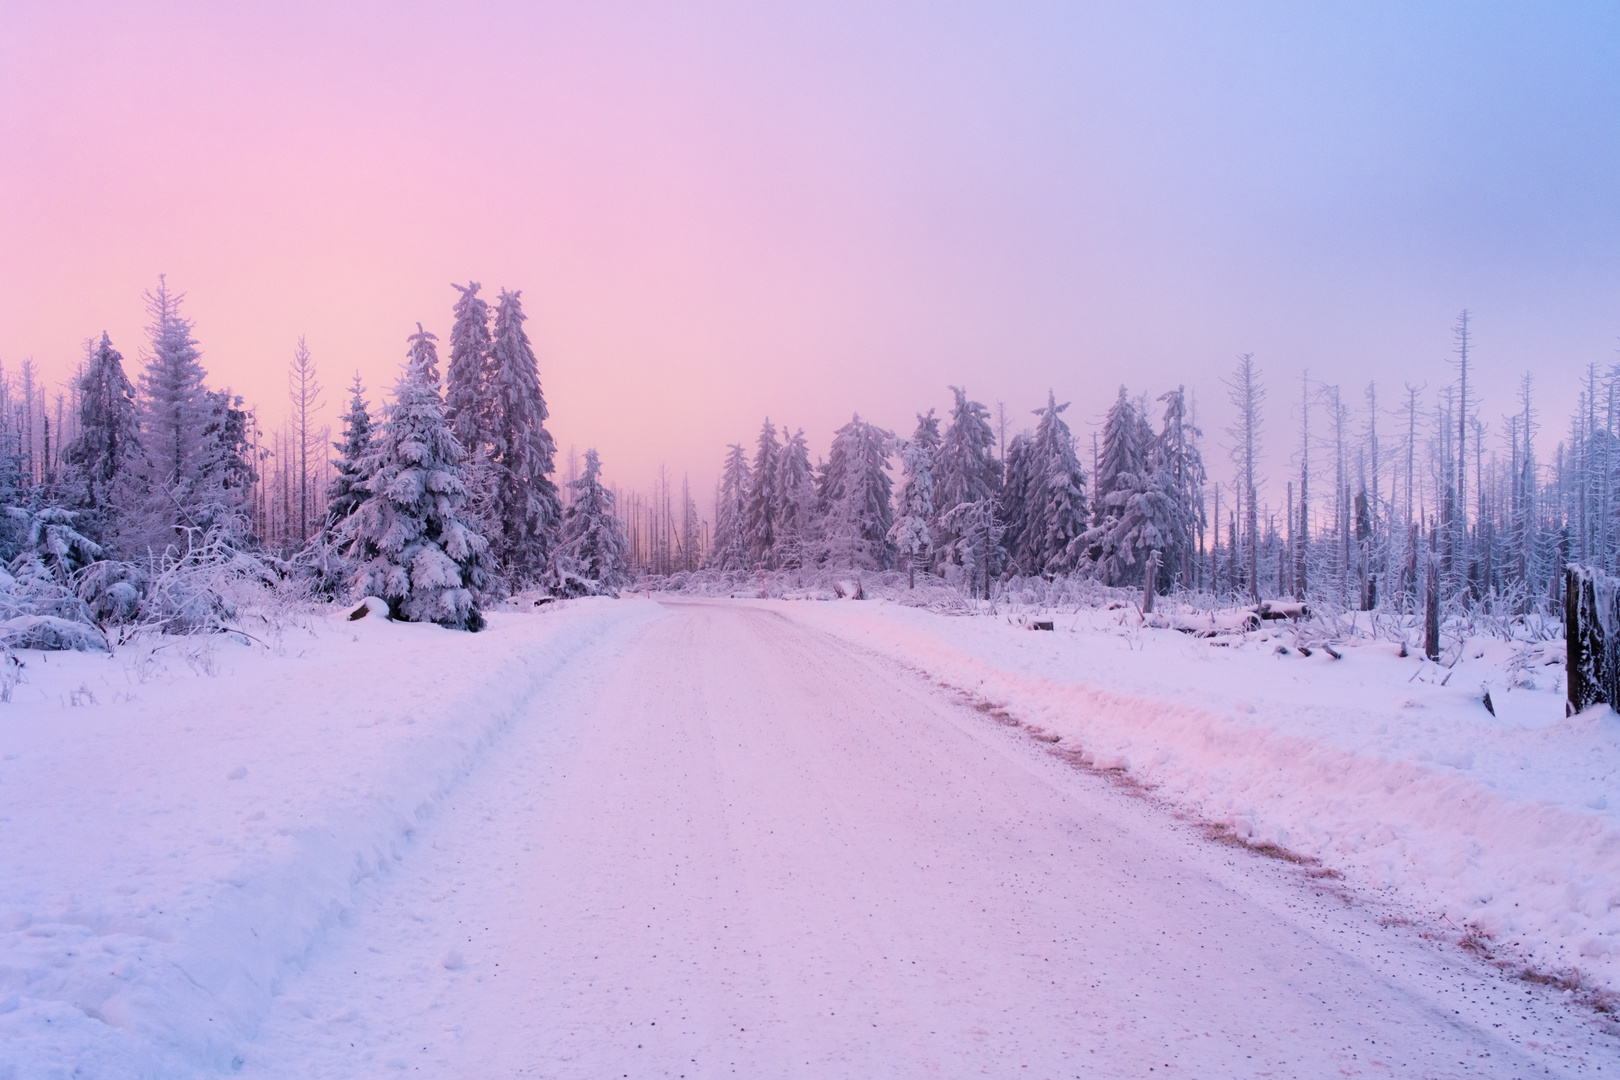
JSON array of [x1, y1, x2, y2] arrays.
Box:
[[710, 443, 752, 570], [129, 277, 248, 552], [63, 332, 141, 533], [939, 497, 1006, 598], [1082, 387, 1158, 585], [341, 342, 492, 630], [199, 388, 257, 508], [887, 427, 935, 587], [406, 323, 441, 388], [559, 448, 629, 594], [932, 388, 1001, 573], [773, 428, 817, 570], [911, 408, 942, 463], [1013, 392, 1087, 577], [325, 373, 374, 531], [818, 414, 894, 571], [486, 290, 561, 586], [445, 282, 492, 452], [999, 432, 1035, 573], [1153, 386, 1206, 590], [744, 419, 781, 569]]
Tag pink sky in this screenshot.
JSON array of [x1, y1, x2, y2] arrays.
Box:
[[2, 2, 1615, 501]]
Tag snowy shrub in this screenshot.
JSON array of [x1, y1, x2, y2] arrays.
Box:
[[542, 563, 601, 600], [0, 555, 109, 651], [7, 506, 102, 582], [1, 614, 108, 651], [75, 559, 147, 624], [4, 557, 99, 623]]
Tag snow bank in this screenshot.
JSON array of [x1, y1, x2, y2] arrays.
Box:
[[0, 598, 659, 1078], [773, 599, 1620, 994]]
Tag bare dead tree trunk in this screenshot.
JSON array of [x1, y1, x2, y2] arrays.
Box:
[[288, 336, 323, 545]]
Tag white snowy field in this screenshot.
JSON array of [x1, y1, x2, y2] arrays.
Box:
[[0, 598, 661, 1077], [0, 594, 1616, 1077]]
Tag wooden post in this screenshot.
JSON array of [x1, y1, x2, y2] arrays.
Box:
[[1143, 549, 1159, 615]]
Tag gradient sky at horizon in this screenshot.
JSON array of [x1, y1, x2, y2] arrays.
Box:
[[2, 1, 1616, 501]]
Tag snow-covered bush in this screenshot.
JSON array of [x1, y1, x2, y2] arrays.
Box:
[[75, 559, 146, 624], [8, 506, 102, 582]]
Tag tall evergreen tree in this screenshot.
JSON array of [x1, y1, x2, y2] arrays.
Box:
[[818, 414, 894, 570], [710, 443, 752, 570], [136, 276, 210, 524], [342, 344, 492, 630], [486, 290, 561, 584], [1083, 387, 1157, 585], [932, 388, 1001, 571], [888, 424, 935, 587], [63, 332, 140, 524], [744, 419, 781, 568], [999, 432, 1035, 573], [1153, 386, 1206, 590], [406, 323, 441, 388], [445, 282, 492, 452], [773, 428, 817, 571], [560, 448, 630, 592], [938, 497, 1006, 598], [1015, 392, 1088, 576], [325, 373, 374, 531], [131, 277, 247, 548]]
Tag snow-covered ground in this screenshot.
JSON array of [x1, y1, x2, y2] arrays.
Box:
[[0, 594, 1616, 1077], [777, 598, 1612, 995], [0, 598, 661, 1077]]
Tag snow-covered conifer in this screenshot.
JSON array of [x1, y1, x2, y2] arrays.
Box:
[[486, 290, 561, 585], [710, 444, 752, 570], [1014, 392, 1087, 576], [325, 373, 374, 531], [445, 282, 491, 452], [932, 388, 1001, 574], [773, 429, 817, 570], [560, 448, 630, 593], [341, 341, 492, 630], [406, 323, 441, 388], [131, 278, 248, 549], [939, 498, 1005, 598], [818, 414, 894, 570], [888, 424, 935, 587], [1082, 387, 1159, 585], [1152, 386, 1206, 589], [64, 332, 140, 523], [744, 419, 781, 568], [999, 432, 1034, 572]]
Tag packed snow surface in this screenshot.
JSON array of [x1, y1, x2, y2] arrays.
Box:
[[780, 599, 1613, 995], [0, 596, 1615, 1077]]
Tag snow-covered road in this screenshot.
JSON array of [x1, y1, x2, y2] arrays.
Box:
[[242, 600, 1615, 1078]]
